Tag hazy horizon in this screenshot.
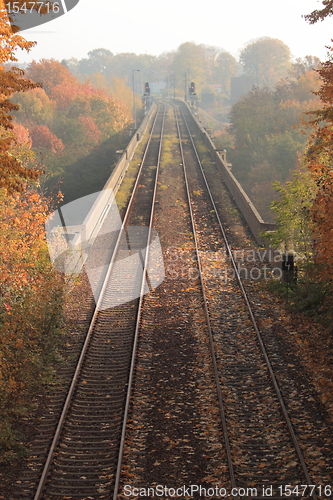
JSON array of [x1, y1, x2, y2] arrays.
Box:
[[14, 0, 333, 66]]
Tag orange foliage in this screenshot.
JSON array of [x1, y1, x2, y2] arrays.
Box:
[[0, 190, 51, 289], [24, 60, 132, 140], [12, 122, 32, 147], [306, 159, 333, 280], [0, 0, 43, 193], [0, 2, 66, 452], [305, 48, 333, 281], [0, 0, 36, 64], [50, 81, 82, 108], [30, 124, 64, 152], [305, 0, 333, 24], [0, 187, 65, 446], [78, 115, 101, 144], [27, 59, 78, 95]]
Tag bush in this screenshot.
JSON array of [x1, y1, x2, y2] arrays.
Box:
[[0, 188, 65, 457]]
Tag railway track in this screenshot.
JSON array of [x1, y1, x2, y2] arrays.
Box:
[[173, 103, 327, 497], [16, 104, 166, 499], [15, 101, 332, 499]]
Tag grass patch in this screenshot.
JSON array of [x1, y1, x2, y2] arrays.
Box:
[[266, 275, 333, 327]]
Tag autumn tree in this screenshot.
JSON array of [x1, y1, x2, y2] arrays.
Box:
[[78, 48, 114, 77], [11, 87, 55, 124], [30, 124, 64, 152], [0, 187, 65, 453], [304, 0, 333, 23], [108, 76, 133, 111], [254, 4, 333, 319], [240, 37, 292, 88], [300, 50, 333, 283], [290, 56, 321, 79], [0, 2, 69, 456], [0, 0, 43, 192], [228, 69, 321, 219], [214, 51, 238, 95], [297, 2, 333, 285], [27, 58, 78, 95], [264, 171, 317, 261], [90, 71, 108, 91], [12, 122, 31, 147], [11, 58, 132, 198], [15, 59, 132, 152], [170, 42, 206, 93]]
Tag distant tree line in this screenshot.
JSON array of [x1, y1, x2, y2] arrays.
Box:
[[10, 59, 133, 201], [221, 68, 321, 219], [62, 38, 320, 102]]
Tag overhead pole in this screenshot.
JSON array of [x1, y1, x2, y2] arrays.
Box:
[[132, 69, 141, 130], [184, 71, 187, 102]]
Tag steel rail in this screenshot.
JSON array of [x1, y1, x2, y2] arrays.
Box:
[[179, 103, 318, 499], [173, 103, 237, 491], [33, 104, 163, 500], [112, 103, 166, 500]]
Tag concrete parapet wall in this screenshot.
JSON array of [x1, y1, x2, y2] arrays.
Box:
[[82, 104, 156, 243], [181, 101, 277, 246], [103, 107, 155, 196]]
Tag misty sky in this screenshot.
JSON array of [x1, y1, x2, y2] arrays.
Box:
[[15, 0, 333, 64]]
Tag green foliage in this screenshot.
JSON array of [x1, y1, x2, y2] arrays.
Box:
[[230, 87, 310, 171], [265, 131, 305, 179], [262, 171, 317, 261], [51, 112, 87, 147], [12, 88, 55, 125], [46, 129, 130, 203], [267, 273, 333, 324], [73, 49, 157, 82], [228, 74, 320, 219], [170, 42, 206, 92]]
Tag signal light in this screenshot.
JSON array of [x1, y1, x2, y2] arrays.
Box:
[[145, 82, 150, 95], [190, 82, 195, 94]]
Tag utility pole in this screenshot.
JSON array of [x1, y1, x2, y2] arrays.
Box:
[[132, 69, 140, 130], [184, 71, 187, 102]]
